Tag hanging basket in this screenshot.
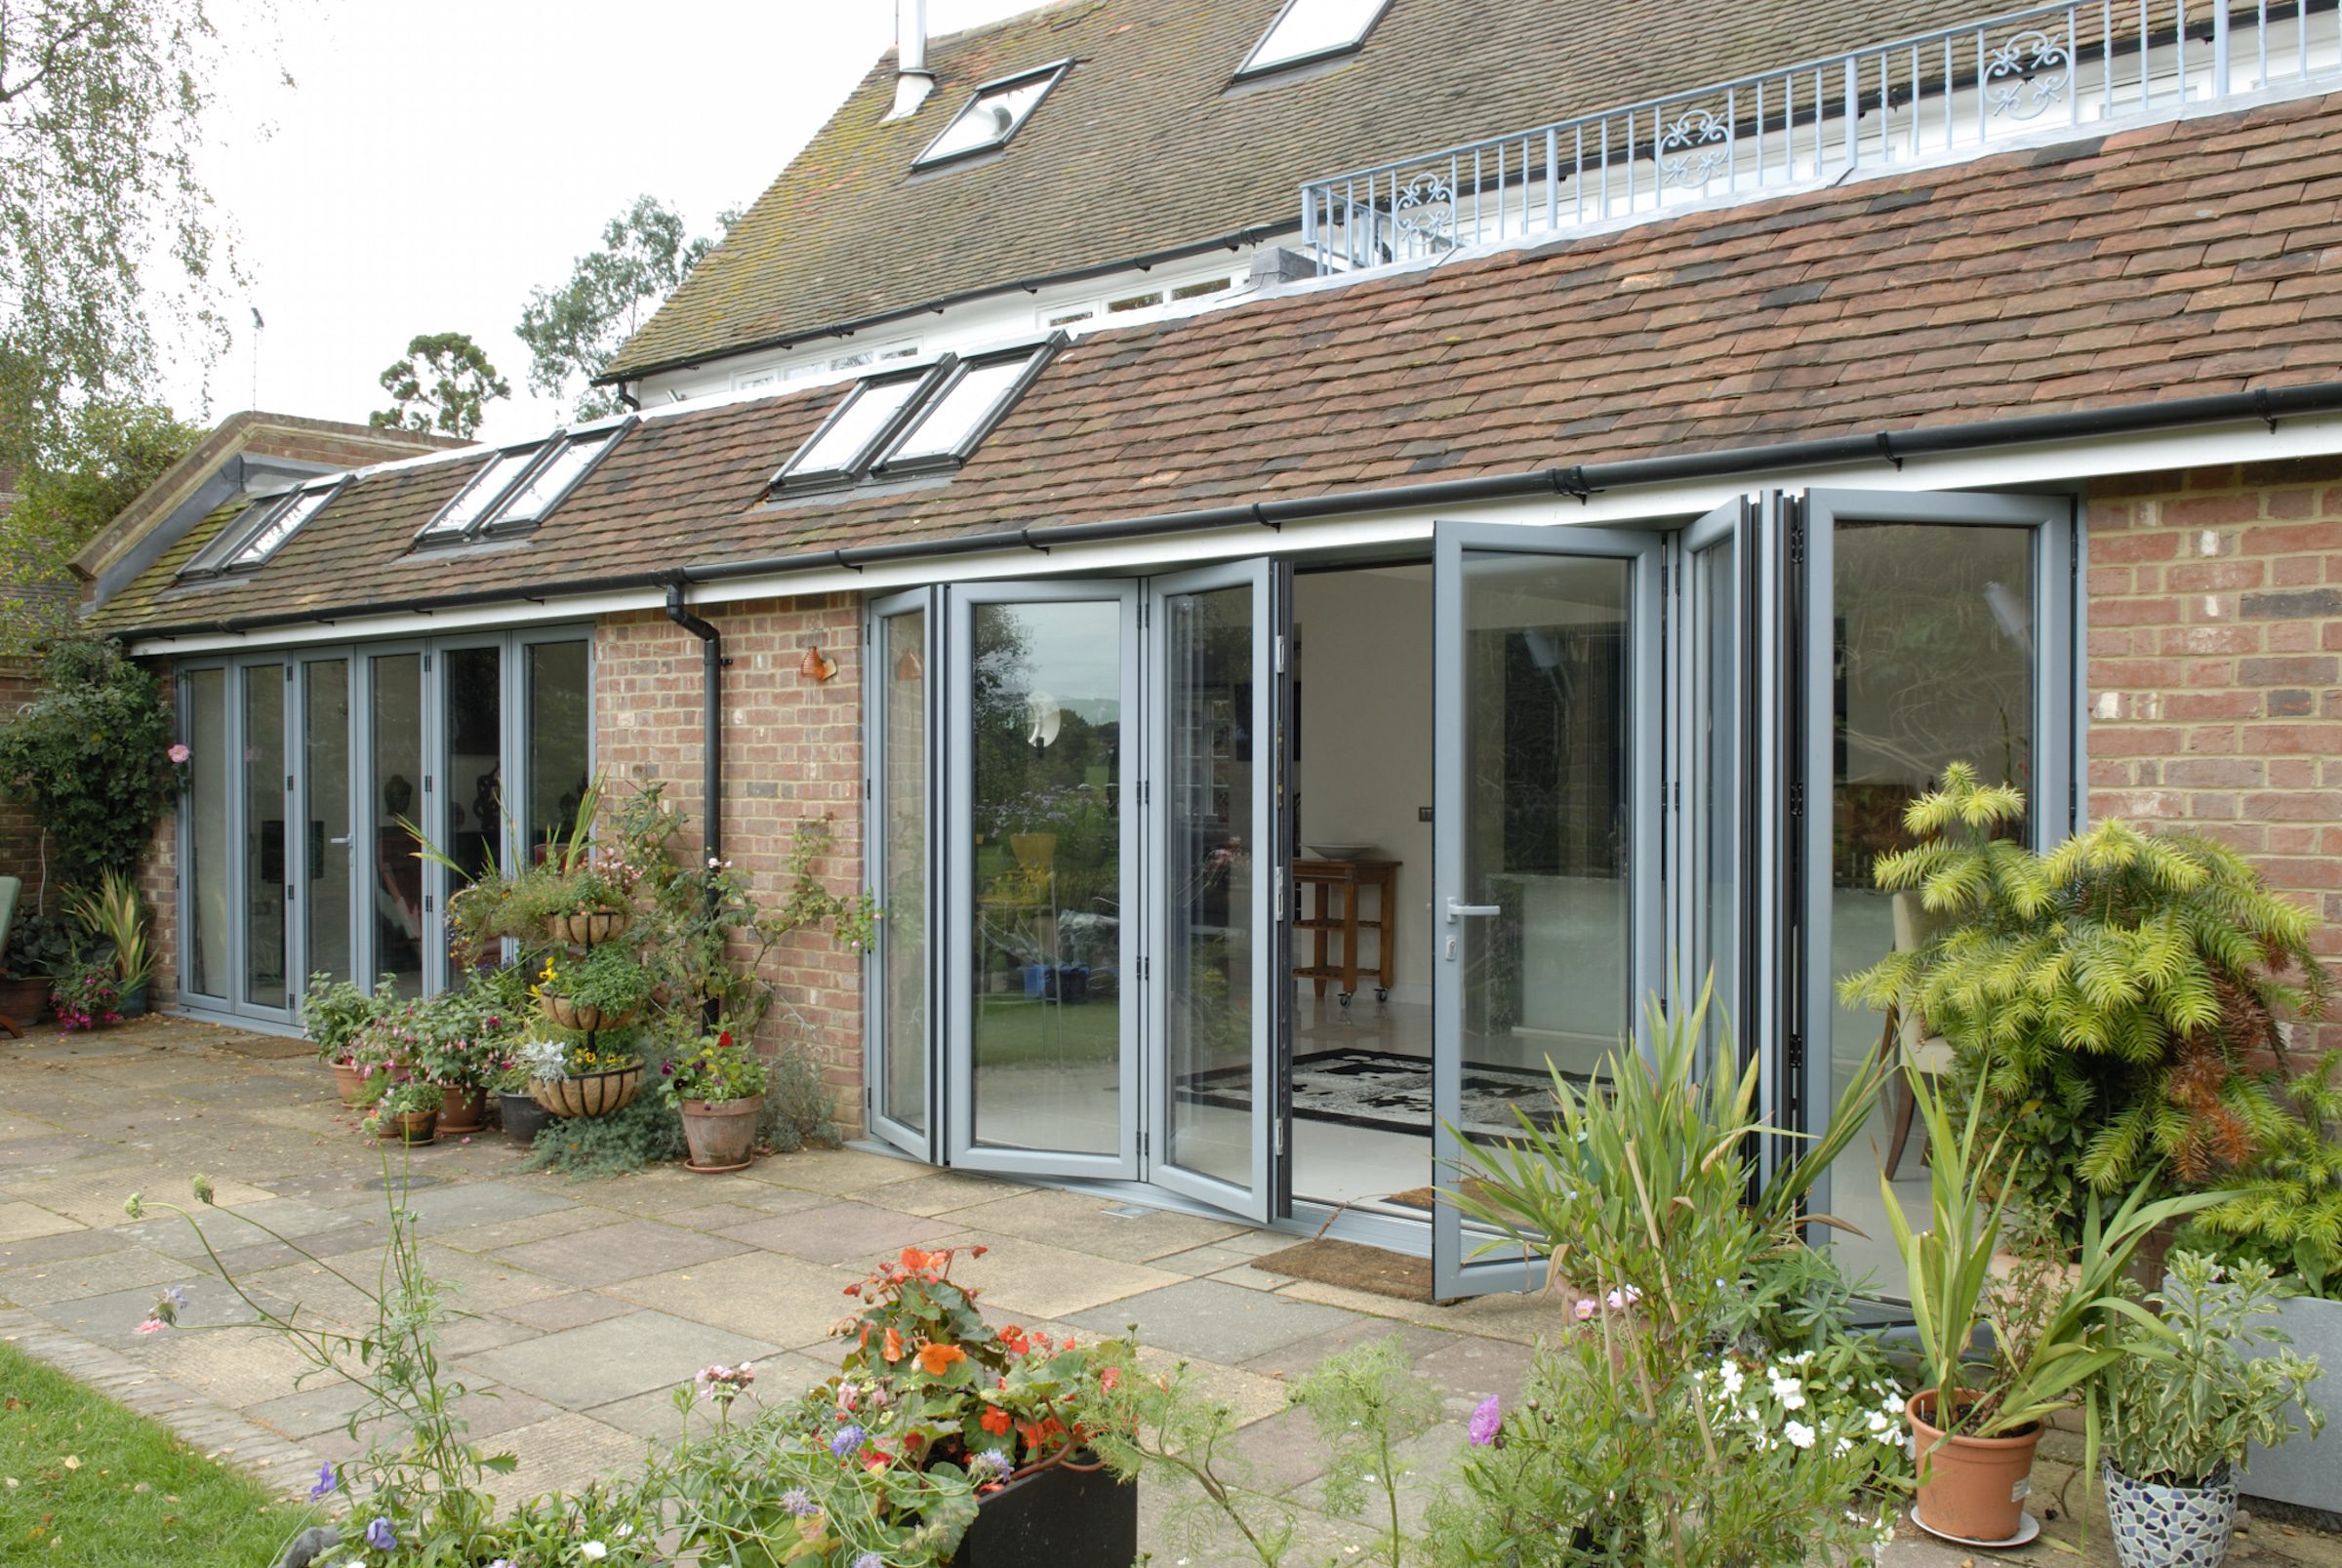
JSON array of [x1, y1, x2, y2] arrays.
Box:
[[546, 908, 631, 946], [530, 1065, 643, 1119], [539, 992, 640, 1033]]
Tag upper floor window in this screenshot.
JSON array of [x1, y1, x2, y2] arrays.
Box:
[[1238, 0, 1392, 75], [914, 60, 1070, 168]]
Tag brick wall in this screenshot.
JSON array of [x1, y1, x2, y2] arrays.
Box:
[[596, 594, 869, 1133], [2085, 459, 2342, 1051], [0, 657, 45, 894]]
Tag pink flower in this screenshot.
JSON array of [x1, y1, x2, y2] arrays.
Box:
[[167, 743, 190, 764], [1468, 1394, 1502, 1446], [135, 1317, 168, 1334], [1574, 1299, 1597, 1321]]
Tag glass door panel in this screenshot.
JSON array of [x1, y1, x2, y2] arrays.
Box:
[[368, 652, 425, 998], [1433, 522, 1662, 1298], [1677, 499, 1755, 1076], [869, 592, 935, 1157], [523, 639, 592, 861], [303, 659, 354, 989], [442, 646, 505, 882], [183, 668, 230, 1002], [242, 664, 289, 1012], [947, 583, 1140, 1180], [1148, 561, 1277, 1222]]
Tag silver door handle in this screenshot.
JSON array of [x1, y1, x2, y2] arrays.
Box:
[[328, 835, 352, 846], [1446, 899, 1503, 922]]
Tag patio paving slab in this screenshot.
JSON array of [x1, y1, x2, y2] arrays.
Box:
[[954, 1185, 1249, 1260], [1066, 1277, 1361, 1363], [493, 1217, 747, 1287], [0, 1198, 87, 1244], [0, 1243, 193, 1307], [938, 1231, 1189, 1319], [600, 1249, 866, 1349], [714, 1198, 970, 1266], [857, 1169, 1030, 1215], [461, 1307, 781, 1409]]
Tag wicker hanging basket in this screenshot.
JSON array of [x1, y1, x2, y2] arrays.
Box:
[[545, 908, 631, 946], [530, 1065, 643, 1118], [539, 992, 640, 1033]]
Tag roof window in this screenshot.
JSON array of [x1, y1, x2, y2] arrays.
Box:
[[420, 443, 545, 541], [876, 344, 1053, 474], [770, 337, 1062, 496], [914, 60, 1069, 167], [1238, 0, 1392, 75], [772, 362, 950, 492], [180, 477, 349, 579], [492, 426, 627, 528], [415, 421, 631, 546]]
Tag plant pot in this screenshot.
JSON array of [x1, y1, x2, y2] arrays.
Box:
[[546, 908, 630, 946], [331, 1059, 367, 1104], [530, 1065, 643, 1119], [680, 1097, 761, 1171], [376, 1109, 437, 1146], [539, 992, 639, 1033], [499, 1090, 552, 1147], [119, 981, 148, 1019], [948, 1455, 1135, 1568], [1907, 1389, 2041, 1545], [2103, 1461, 2238, 1568], [438, 1085, 488, 1135], [2241, 1293, 2342, 1512], [0, 973, 49, 1025]]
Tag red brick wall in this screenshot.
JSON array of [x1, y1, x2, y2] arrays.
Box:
[[0, 657, 46, 896], [595, 595, 869, 1133], [2085, 459, 2342, 1051]]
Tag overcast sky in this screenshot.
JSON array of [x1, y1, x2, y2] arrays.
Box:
[[171, 1, 1033, 447]]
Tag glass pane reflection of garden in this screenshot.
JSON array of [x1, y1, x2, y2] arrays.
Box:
[[969, 601, 1124, 1155]]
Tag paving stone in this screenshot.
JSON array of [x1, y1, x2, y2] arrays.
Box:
[[1153, 1241, 1276, 1276], [938, 1232, 1186, 1320], [1285, 1422, 1467, 1540], [1222, 1401, 1337, 1494], [495, 1217, 747, 1287], [643, 1199, 773, 1233], [490, 1410, 655, 1499], [242, 1377, 380, 1437], [1412, 1332, 1538, 1407], [600, 1250, 865, 1350], [114, 1196, 370, 1258], [392, 1178, 578, 1235], [0, 1133, 111, 1170], [0, 1200, 85, 1244], [953, 1186, 1247, 1261], [858, 1170, 1029, 1216], [1067, 1278, 1360, 1363], [1273, 1276, 1557, 1345], [437, 1311, 539, 1358], [1238, 1318, 1454, 1381], [461, 1309, 780, 1409], [502, 1290, 640, 1334], [584, 1347, 837, 1439], [736, 1146, 932, 1195], [427, 1203, 617, 1255], [0, 1223, 122, 1269], [716, 1199, 969, 1266], [29, 1274, 269, 1342], [1, 1244, 194, 1307], [1135, 1345, 1297, 1426]]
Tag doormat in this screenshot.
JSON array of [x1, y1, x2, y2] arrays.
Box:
[[1253, 1237, 1434, 1303], [1383, 1179, 1491, 1214], [1181, 1048, 1575, 1142]]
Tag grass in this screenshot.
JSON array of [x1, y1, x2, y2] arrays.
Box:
[[973, 991, 1120, 1065], [0, 1341, 319, 1566]]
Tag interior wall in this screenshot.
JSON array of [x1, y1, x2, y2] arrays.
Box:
[[1293, 566, 1434, 999]]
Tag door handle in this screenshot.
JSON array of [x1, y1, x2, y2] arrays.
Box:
[[1446, 899, 1503, 922], [328, 835, 352, 846]]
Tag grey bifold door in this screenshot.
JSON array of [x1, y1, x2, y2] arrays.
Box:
[[1430, 520, 1664, 1300], [868, 588, 940, 1160], [1145, 560, 1282, 1223]]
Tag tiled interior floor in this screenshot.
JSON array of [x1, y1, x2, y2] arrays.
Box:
[[3, 1016, 2325, 1566]]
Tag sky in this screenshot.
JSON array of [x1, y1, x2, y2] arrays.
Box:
[[167, 1, 1035, 447]]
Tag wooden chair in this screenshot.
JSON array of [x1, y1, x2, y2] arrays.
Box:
[[1877, 890, 1956, 1180], [0, 875, 23, 1038]]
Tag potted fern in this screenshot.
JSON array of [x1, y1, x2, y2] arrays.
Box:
[[2100, 1251, 2324, 1567]]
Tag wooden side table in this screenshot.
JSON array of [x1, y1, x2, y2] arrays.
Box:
[[1292, 858, 1398, 1007]]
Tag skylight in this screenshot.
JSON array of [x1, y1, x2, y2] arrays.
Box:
[[1238, 0, 1391, 74], [421, 444, 545, 540], [413, 421, 632, 546], [493, 427, 625, 526], [877, 345, 1052, 472], [771, 364, 948, 492], [225, 485, 336, 568], [179, 478, 347, 580], [914, 61, 1069, 167]]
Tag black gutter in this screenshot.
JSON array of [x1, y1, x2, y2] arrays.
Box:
[[595, 224, 1285, 387], [113, 380, 2342, 642], [662, 578, 728, 939]]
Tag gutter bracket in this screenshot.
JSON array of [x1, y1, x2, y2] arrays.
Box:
[[1251, 503, 1279, 532], [1548, 466, 1596, 503], [1022, 530, 1051, 555], [1876, 431, 1902, 470], [2254, 387, 2279, 432]]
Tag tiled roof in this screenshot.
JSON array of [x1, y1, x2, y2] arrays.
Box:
[[604, 0, 2013, 380], [94, 91, 2342, 635]]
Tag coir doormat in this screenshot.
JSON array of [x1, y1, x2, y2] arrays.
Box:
[[1252, 1237, 1435, 1303]]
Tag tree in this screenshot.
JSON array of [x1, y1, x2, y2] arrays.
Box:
[[0, 0, 255, 476], [370, 332, 510, 440], [0, 399, 201, 652], [515, 195, 730, 422]]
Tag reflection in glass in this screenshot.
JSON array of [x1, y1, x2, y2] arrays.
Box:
[[243, 664, 288, 1010], [525, 641, 591, 859], [1460, 554, 1633, 1087], [184, 669, 229, 998], [969, 600, 1122, 1154], [369, 654, 424, 998], [304, 661, 352, 986], [1692, 537, 1739, 1067], [882, 611, 928, 1134], [1828, 521, 2035, 1296], [444, 647, 503, 981], [1164, 585, 1254, 1189]]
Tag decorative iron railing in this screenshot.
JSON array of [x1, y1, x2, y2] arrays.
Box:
[[1300, 1, 2342, 274]]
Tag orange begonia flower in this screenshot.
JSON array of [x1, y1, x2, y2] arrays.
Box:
[[981, 1405, 1013, 1436], [883, 1326, 906, 1364], [914, 1341, 967, 1377]]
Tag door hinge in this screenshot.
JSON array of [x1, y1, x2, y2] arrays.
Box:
[[1137, 1129, 1149, 1159], [1787, 782, 1804, 819], [1786, 510, 1807, 569], [424, 774, 434, 794], [423, 652, 432, 673], [424, 893, 435, 913], [1273, 633, 1286, 674], [1272, 1118, 1285, 1157], [1138, 955, 1150, 983], [1139, 780, 1150, 808], [1274, 878, 1284, 922]]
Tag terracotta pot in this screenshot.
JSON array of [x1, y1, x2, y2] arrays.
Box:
[[680, 1097, 761, 1171], [331, 1059, 367, 1104], [0, 973, 50, 1025], [376, 1109, 438, 1146], [546, 908, 630, 946], [530, 1065, 642, 1118], [1908, 1388, 2041, 1545], [438, 1085, 488, 1135], [539, 992, 638, 1033]]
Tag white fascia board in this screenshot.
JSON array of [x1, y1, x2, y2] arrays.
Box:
[[130, 412, 2342, 658]]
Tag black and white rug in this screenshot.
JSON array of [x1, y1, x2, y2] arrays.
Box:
[[1181, 1047, 1578, 1142]]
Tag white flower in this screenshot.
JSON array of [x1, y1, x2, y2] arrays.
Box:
[[1783, 1420, 1816, 1450], [1768, 1372, 1805, 1411], [1865, 1410, 1891, 1433], [580, 1545, 608, 1561], [1717, 1361, 1745, 1398]]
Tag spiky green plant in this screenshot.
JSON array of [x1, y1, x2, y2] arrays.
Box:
[[2185, 1051, 2342, 1295], [1840, 763, 2329, 1221]]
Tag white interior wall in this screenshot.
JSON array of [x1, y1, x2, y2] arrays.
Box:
[[1292, 565, 1434, 1000]]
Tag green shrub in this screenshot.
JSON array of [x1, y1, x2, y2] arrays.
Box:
[[0, 635, 178, 885]]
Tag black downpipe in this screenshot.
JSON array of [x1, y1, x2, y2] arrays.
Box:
[[663, 579, 727, 934]]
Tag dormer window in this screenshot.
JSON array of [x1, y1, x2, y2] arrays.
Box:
[[1238, 0, 1392, 76], [913, 60, 1069, 168], [179, 477, 349, 580], [415, 421, 631, 546], [876, 343, 1054, 474], [772, 361, 950, 492]]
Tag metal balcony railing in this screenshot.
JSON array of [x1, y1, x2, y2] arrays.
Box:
[[1300, 1, 2342, 275]]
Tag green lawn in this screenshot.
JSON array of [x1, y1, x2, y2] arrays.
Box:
[[0, 1342, 319, 1566], [973, 991, 1120, 1065]]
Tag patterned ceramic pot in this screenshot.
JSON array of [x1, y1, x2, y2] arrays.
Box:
[[530, 1065, 642, 1119], [2103, 1462, 2238, 1568]]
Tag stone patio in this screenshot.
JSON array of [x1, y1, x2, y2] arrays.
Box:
[[3, 1016, 2334, 1566]]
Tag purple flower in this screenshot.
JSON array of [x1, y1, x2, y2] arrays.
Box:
[[830, 1423, 866, 1457], [854, 1555, 884, 1568], [969, 1448, 1013, 1481], [780, 1486, 818, 1518], [307, 1463, 337, 1500], [365, 1517, 397, 1549], [1469, 1393, 1502, 1447]]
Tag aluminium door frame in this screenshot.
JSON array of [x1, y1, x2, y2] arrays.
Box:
[[510, 624, 600, 866], [1431, 518, 1666, 1300], [943, 577, 1146, 1183], [291, 650, 360, 1019], [865, 586, 943, 1161], [174, 659, 234, 1012], [352, 640, 431, 999]]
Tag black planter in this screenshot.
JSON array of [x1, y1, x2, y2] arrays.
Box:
[[949, 1458, 1135, 1568], [499, 1091, 553, 1148]]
